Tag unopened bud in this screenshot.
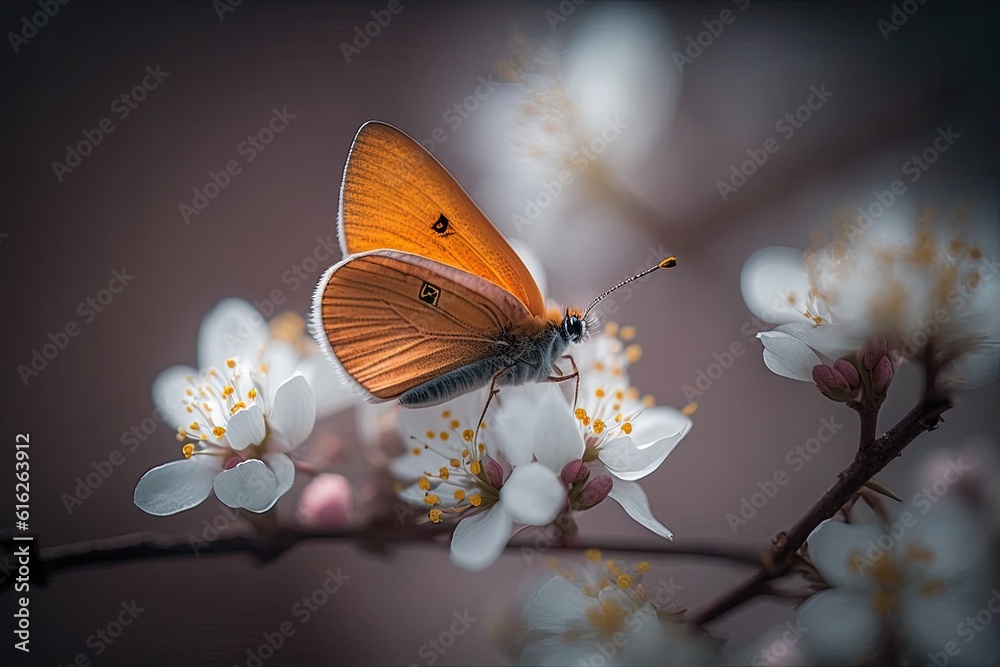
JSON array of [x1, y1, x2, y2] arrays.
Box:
[[872, 355, 894, 396], [561, 459, 590, 485], [833, 358, 861, 388], [812, 364, 852, 402], [858, 338, 889, 370], [485, 458, 504, 489], [578, 476, 613, 510]]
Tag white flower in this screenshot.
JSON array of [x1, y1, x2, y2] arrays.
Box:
[[514, 553, 718, 666], [154, 298, 352, 423], [514, 325, 692, 539], [741, 206, 1000, 388], [392, 388, 574, 572], [466, 6, 681, 273], [797, 500, 997, 665], [135, 358, 315, 515]]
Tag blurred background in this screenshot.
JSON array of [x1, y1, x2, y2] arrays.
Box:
[[2, 1, 998, 664]]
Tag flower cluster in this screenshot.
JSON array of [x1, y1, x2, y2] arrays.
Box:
[[742, 205, 999, 391], [391, 324, 694, 571]]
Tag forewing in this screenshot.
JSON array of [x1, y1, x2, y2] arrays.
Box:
[[315, 250, 534, 401], [338, 121, 546, 316]]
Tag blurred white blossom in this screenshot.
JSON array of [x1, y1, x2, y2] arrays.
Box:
[[505, 552, 718, 666], [468, 6, 681, 273], [742, 205, 1000, 389], [797, 499, 997, 665]]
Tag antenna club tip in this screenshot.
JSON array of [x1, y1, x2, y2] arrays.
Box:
[[659, 256, 677, 270]]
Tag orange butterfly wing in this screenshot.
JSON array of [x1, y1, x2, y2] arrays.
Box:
[[337, 121, 547, 317], [314, 249, 541, 401]]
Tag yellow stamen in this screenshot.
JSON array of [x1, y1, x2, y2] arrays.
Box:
[[247, 388, 257, 400], [411, 447, 421, 456], [622, 422, 633, 435], [426, 431, 435, 439], [226, 357, 236, 369], [438, 467, 450, 480], [212, 426, 226, 438], [575, 408, 587, 421], [469, 461, 482, 475], [604, 321, 619, 337], [468, 494, 482, 507], [428, 509, 443, 524], [625, 344, 642, 364], [454, 489, 466, 501], [229, 401, 247, 414], [595, 388, 606, 398], [463, 429, 474, 442], [423, 494, 441, 506], [584, 548, 602, 562], [450, 419, 460, 429], [181, 443, 195, 459], [189, 422, 200, 431], [418, 477, 431, 491], [450, 458, 461, 468], [619, 325, 636, 342], [636, 561, 650, 573], [440, 432, 450, 441], [682, 402, 698, 417], [592, 419, 605, 435], [616, 573, 633, 589]]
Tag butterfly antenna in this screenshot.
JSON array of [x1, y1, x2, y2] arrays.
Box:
[[583, 256, 677, 318]]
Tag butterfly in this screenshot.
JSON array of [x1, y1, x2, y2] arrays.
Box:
[[312, 121, 675, 412]]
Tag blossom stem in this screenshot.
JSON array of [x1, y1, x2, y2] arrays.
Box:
[[691, 391, 951, 626]]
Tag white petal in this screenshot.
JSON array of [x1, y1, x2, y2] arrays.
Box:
[[599, 432, 683, 481], [449, 505, 513, 572], [757, 330, 822, 381], [899, 585, 1000, 665], [197, 298, 269, 370], [501, 462, 566, 526], [627, 406, 692, 450], [260, 341, 299, 401], [213, 459, 278, 513], [894, 497, 989, 580], [939, 341, 1000, 389], [796, 590, 880, 664], [224, 404, 266, 450], [740, 246, 812, 325], [268, 373, 316, 450], [806, 519, 883, 590], [133, 456, 219, 516], [774, 321, 862, 361], [495, 384, 584, 471], [151, 365, 198, 430], [608, 479, 672, 539], [264, 452, 295, 499], [520, 637, 601, 667], [526, 577, 595, 633]]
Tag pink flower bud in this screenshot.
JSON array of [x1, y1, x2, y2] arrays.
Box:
[[296, 474, 353, 530], [858, 338, 889, 370], [872, 355, 894, 395], [578, 476, 613, 510], [561, 459, 590, 485], [486, 458, 504, 489], [833, 359, 861, 388], [812, 364, 851, 402]]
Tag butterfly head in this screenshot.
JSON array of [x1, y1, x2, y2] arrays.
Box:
[[561, 307, 595, 344]]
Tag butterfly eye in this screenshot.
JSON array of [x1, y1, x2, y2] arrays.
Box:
[[563, 314, 586, 343]]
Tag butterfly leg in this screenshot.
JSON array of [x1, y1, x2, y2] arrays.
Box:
[[546, 354, 581, 411], [473, 365, 515, 445]]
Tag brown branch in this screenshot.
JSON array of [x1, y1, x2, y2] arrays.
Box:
[[691, 392, 950, 626], [0, 527, 761, 592]]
